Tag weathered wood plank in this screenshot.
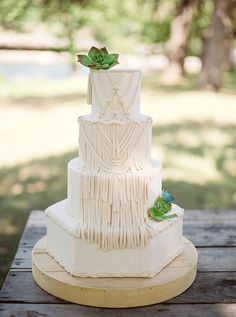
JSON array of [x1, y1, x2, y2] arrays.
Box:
[[11, 210, 236, 270], [11, 247, 32, 270], [0, 303, 236, 317], [29, 209, 236, 222], [185, 223, 236, 247], [184, 222, 236, 247], [19, 225, 46, 248], [197, 248, 236, 272], [1, 271, 236, 304], [18, 218, 236, 248], [11, 246, 236, 272], [184, 210, 236, 221]]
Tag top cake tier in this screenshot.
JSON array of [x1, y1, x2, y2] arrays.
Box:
[[87, 69, 141, 121]]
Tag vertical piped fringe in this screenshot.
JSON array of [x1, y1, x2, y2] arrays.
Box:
[[76, 169, 153, 250], [74, 117, 157, 250]]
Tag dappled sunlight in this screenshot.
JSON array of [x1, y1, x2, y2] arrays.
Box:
[[0, 103, 86, 166], [26, 181, 47, 194], [152, 121, 236, 185], [143, 91, 236, 125], [163, 153, 222, 184], [0, 149, 77, 285], [0, 76, 236, 288], [1, 77, 236, 167], [223, 159, 236, 177], [201, 129, 232, 147], [10, 183, 24, 196], [0, 76, 88, 103], [151, 119, 236, 209]]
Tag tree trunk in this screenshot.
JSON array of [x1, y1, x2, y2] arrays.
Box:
[[162, 0, 197, 84], [199, 0, 235, 91]]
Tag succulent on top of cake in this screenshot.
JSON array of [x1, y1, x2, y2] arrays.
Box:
[[77, 46, 119, 70], [148, 190, 177, 222]]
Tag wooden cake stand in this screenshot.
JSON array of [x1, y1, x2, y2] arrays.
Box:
[[32, 236, 197, 308]]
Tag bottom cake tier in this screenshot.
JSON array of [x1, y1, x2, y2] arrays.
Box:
[[46, 200, 184, 277]]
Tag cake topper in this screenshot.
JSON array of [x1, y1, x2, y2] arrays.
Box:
[[148, 190, 177, 221], [77, 46, 119, 70]]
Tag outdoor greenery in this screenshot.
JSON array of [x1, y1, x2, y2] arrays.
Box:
[[0, 73, 236, 287], [0, 0, 213, 55], [0, 0, 235, 289]]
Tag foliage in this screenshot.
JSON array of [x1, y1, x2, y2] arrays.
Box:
[[187, 0, 214, 56], [0, 0, 219, 57], [0, 0, 93, 71]]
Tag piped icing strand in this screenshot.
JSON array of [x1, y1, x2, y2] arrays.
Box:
[[57, 69, 177, 250], [79, 116, 152, 172], [72, 115, 160, 250]]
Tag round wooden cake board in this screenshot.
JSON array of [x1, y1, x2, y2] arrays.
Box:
[[32, 236, 197, 308]]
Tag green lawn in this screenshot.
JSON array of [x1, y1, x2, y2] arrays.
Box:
[[0, 71, 236, 287]]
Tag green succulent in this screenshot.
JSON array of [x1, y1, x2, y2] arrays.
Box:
[[148, 191, 177, 222], [154, 197, 171, 213], [77, 46, 119, 70]]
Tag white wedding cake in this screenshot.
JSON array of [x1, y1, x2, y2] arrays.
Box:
[[45, 67, 184, 277]]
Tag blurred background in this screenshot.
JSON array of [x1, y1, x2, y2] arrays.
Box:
[[0, 0, 236, 287]]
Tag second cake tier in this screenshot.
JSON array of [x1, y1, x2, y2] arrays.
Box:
[[78, 114, 152, 173], [66, 157, 162, 250]]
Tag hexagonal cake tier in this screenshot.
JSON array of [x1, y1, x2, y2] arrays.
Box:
[[46, 199, 184, 277]]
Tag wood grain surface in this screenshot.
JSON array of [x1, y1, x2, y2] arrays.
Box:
[[0, 210, 236, 315]]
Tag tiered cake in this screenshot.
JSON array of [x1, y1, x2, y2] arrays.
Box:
[[45, 69, 184, 277]]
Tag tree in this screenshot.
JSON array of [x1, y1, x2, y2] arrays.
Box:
[[199, 0, 236, 90], [0, 0, 92, 74], [161, 0, 197, 84]]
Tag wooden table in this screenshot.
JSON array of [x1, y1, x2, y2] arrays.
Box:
[[0, 210, 235, 317]]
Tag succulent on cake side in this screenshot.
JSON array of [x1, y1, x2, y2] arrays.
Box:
[[148, 190, 177, 222]]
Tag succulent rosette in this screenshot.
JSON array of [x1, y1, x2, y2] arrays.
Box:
[[148, 190, 177, 222], [161, 190, 175, 204], [77, 46, 119, 70]]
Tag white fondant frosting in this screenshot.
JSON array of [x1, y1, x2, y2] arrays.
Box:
[[46, 200, 184, 277], [45, 67, 185, 277], [88, 69, 141, 121], [67, 157, 162, 219], [65, 154, 162, 249], [78, 115, 152, 172]]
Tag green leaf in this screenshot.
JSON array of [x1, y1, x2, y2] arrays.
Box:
[[148, 207, 158, 217], [154, 197, 171, 214], [149, 207, 164, 218], [149, 208, 165, 221], [107, 54, 118, 65], [87, 63, 97, 69], [154, 197, 163, 208], [162, 214, 177, 220], [77, 55, 91, 67], [100, 55, 111, 65], [100, 47, 108, 55], [100, 64, 110, 69], [108, 60, 119, 68], [149, 207, 177, 222], [88, 46, 99, 60], [109, 53, 119, 61]]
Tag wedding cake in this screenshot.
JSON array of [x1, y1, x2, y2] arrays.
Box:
[[45, 48, 184, 278]]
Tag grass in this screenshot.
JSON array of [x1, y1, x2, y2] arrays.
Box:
[[0, 71, 236, 288]]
